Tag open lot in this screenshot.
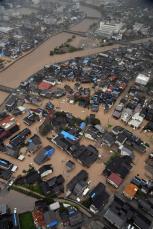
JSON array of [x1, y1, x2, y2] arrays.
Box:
[[0, 190, 37, 213]]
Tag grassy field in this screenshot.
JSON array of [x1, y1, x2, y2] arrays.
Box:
[[19, 212, 35, 229]]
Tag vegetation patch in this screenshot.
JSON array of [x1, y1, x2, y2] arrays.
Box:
[[50, 36, 82, 55], [22, 183, 44, 195], [19, 212, 35, 229]]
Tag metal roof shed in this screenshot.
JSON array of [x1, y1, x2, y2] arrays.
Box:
[[135, 74, 150, 86]]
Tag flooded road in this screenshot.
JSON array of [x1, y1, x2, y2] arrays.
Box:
[[0, 81, 152, 198], [0, 91, 9, 104]]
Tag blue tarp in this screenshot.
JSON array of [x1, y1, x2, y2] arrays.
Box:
[[91, 193, 96, 199], [47, 219, 58, 228], [80, 122, 86, 130], [44, 147, 55, 157], [60, 130, 78, 141], [0, 159, 8, 165], [68, 209, 76, 216], [12, 213, 18, 227], [0, 50, 4, 57]]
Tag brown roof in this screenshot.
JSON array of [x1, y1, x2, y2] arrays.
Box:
[[107, 172, 123, 188], [0, 115, 15, 127], [123, 183, 139, 199], [32, 209, 45, 227]]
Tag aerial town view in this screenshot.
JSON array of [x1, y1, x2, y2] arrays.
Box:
[[0, 0, 153, 228]]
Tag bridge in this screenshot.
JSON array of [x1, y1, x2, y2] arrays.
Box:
[[86, 16, 100, 20], [0, 84, 16, 94], [56, 197, 93, 218], [64, 30, 88, 37]]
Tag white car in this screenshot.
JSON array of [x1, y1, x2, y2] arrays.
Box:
[[11, 165, 18, 173], [82, 187, 90, 196], [18, 155, 25, 161], [76, 197, 81, 202], [8, 178, 16, 187]]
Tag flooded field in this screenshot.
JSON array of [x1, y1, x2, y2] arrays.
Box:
[[71, 36, 100, 49]]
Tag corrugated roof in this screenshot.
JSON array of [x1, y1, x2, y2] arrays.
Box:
[[107, 172, 123, 188], [38, 81, 52, 90], [123, 183, 138, 199]]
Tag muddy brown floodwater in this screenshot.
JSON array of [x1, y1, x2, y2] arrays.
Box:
[[0, 81, 152, 199], [81, 5, 101, 18], [0, 4, 153, 209], [0, 40, 120, 88], [0, 92, 9, 104], [70, 19, 98, 32]]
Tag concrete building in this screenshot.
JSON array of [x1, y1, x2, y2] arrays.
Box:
[[97, 21, 123, 39], [135, 74, 150, 86]]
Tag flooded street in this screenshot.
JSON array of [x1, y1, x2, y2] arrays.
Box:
[[0, 81, 152, 198], [0, 91, 9, 104]]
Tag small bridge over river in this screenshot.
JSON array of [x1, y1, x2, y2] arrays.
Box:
[[64, 30, 88, 37], [0, 84, 16, 94]]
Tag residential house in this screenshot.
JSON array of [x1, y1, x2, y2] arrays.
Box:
[[121, 108, 133, 123], [102, 132, 115, 147], [123, 183, 139, 200], [41, 175, 65, 196], [38, 164, 53, 178], [27, 134, 42, 154], [67, 170, 88, 195], [107, 172, 123, 188], [89, 183, 109, 214], [104, 196, 152, 229]]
